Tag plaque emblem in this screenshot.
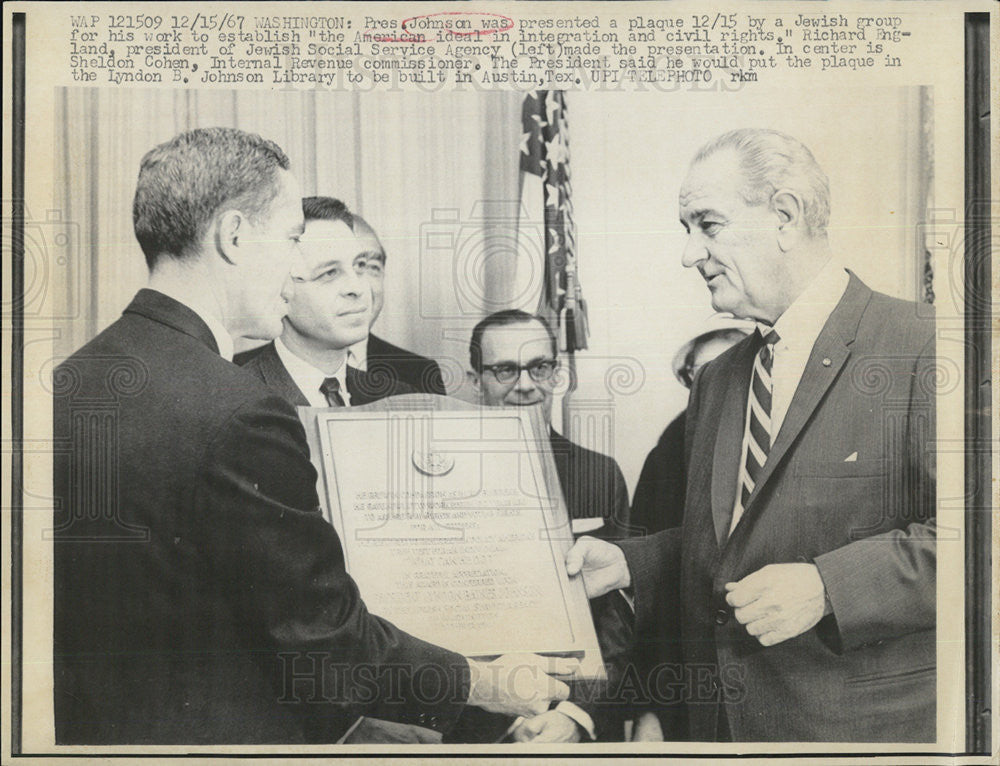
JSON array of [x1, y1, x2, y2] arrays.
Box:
[[411, 449, 455, 477]]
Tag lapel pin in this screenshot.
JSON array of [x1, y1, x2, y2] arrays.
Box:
[[822, 358, 832, 367]]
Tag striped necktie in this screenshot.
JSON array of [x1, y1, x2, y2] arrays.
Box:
[[320, 376, 346, 407], [730, 329, 779, 535]]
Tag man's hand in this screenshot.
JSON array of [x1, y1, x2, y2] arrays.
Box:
[[725, 563, 828, 647], [511, 710, 582, 743], [631, 710, 664, 741], [565, 536, 630, 599], [466, 653, 575, 718]]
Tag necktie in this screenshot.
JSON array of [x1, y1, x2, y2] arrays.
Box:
[[730, 329, 779, 535], [320, 376, 346, 407]]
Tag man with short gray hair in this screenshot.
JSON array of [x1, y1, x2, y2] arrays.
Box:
[[566, 128, 936, 742]]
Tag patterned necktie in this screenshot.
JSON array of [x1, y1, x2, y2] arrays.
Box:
[[730, 329, 779, 535], [320, 377, 346, 407]]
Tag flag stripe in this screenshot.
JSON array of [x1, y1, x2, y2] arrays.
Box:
[[519, 91, 588, 351]]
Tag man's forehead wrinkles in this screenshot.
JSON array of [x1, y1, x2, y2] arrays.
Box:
[[679, 202, 708, 223], [679, 183, 710, 208]]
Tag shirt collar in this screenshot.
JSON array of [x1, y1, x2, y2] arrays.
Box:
[[274, 336, 348, 403], [194, 304, 235, 362], [149, 288, 234, 361], [757, 260, 849, 349]]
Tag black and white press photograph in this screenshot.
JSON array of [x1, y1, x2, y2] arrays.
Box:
[[4, 1, 994, 761]]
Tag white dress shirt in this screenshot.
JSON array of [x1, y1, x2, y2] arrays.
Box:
[[194, 306, 234, 362], [274, 337, 351, 407], [763, 260, 850, 438], [730, 260, 849, 533]]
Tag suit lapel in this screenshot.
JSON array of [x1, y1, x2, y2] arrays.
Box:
[[255, 343, 310, 407], [738, 274, 872, 521], [346, 366, 370, 406], [347, 365, 395, 406], [710, 336, 759, 547]]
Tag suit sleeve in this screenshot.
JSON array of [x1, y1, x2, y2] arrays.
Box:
[[813, 335, 936, 651], [615, 362, 707, 642], [612, 462, 631, 536], [598, 456, 634, 540], [191, 394, 471, 733]]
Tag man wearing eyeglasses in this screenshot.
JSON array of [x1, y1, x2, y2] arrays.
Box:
[[468, 309, 630, 540], [456, 309, 634, 743], [235, 197, 412, 407]]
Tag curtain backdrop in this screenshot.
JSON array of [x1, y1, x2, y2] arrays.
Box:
[[53, 89, 523, 385], [52, 86, 933, 489]]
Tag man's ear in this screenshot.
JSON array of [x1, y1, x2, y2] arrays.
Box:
[[214, 209, 246, 265], [771, 189, 805, 252], [467, 370, 482, 394]]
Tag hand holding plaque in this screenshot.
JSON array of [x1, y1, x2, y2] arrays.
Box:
[[564, 535, 631, 598]]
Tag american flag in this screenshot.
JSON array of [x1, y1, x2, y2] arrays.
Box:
[[519, 91, 589, 352]]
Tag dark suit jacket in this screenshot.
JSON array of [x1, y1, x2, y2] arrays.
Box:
[[366, 333, 446, 396], [234, 341, 416, 406], [548, 428, 631, 539], [53, 290, 470, 744], [629, 411, 687, 536], [617, 273, 936, 742]]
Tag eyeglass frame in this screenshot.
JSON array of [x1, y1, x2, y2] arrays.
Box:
[[479, 358, 560, 385]]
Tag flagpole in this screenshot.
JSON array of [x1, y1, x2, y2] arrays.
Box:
[[561, 262, 579, 439]]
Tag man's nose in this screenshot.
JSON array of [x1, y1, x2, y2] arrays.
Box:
[[342, 264, 366, 296], [286, 242, 308, 282], [513, 367, 537, 391], [279, 272, 295, 303], [681, 235, 707, 269]]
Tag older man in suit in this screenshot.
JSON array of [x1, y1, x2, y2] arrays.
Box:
[[235, 197, 413, 406], [52, 128, 572, 744], [566, 128, 936, 742]]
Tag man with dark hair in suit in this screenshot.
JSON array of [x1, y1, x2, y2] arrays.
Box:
[[235, 196, 411, 406], [566, 128, 936, 742], [344, 213, 447, 395], [52, 128, 572, 745]]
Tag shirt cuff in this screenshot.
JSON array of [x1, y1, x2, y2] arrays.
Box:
[[554, 701, 595, 740], [617, 587, 635, 612]]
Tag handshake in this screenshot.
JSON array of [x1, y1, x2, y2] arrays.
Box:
[[464, 653, 581, 742], [467, 535, 831, 743], [459, 538, 637, 744]]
